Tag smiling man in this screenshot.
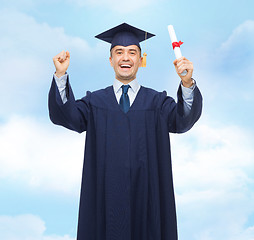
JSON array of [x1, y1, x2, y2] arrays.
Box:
[[48, 23, 202, 240]]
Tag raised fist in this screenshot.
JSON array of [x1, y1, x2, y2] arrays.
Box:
[[53, 51, 70, 78]]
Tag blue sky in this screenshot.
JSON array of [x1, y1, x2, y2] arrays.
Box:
[[0, 0, 254, 239]]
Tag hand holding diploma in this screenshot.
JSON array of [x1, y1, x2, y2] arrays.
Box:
[[173, 57, 194, 88], [168, 25, 194, 88]]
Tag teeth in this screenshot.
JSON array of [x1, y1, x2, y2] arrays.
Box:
[[120, 65, 131, 68]]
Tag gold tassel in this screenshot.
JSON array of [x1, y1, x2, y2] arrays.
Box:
[[141, 52, 147, 67]]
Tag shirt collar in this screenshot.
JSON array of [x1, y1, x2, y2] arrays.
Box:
[[113, 78, 140, 94]]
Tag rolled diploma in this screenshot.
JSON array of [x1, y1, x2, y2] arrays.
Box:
[[168, 25, 187, 76]]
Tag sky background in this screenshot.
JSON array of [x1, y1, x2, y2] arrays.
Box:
[[0, 0, 254, 239]]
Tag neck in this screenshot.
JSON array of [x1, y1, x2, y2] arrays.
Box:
[[116, 78, 135, 85]]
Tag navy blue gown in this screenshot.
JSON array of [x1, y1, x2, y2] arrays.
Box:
[[48, 77, 202, 240]]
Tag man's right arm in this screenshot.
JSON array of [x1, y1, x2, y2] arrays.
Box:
[[52, 50, 70, 104], [49, 50, 90, 133]]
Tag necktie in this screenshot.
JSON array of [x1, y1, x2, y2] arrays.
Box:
[[120, 85, 130, 113]]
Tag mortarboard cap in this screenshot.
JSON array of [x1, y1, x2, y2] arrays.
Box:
[[95, 23, 155, 51]]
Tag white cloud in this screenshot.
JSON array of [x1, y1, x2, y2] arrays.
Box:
[[1, 0, 36, 10], [1, 0, 159, 13], [170, 123, 254, 240], [0, 8, 91, 63], [0, 8, 101, 117], [0, 214, 75, 240], [182, 20, 254, 108], [219, 20, 254, 57], [67, 0, 156, 13], [0, 116, 85, 195], [215, 20, 254, 93]]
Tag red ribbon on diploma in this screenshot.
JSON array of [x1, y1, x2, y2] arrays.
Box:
[[172, 41, 183, 50]]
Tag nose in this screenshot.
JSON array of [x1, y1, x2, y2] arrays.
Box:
[[122, 51, 129, 61]]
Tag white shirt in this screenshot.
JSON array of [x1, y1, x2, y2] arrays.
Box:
[[54, 74, 195, 115], [113, 78, 141, 106]]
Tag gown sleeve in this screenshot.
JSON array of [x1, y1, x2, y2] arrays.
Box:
[[161, 84, 202, 133], [48, 76, 91, 133]]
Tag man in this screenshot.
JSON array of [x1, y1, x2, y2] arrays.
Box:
[[48, 23, 202, 240]]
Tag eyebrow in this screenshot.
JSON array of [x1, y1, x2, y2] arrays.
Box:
[[114, 48, 123, 52], [114, 48, 137, 52]]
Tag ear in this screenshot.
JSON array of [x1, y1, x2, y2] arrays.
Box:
[[109, 57, 113, 67], [138, 56, 143, 68]]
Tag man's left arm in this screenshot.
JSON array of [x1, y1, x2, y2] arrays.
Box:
[[174, 56, 196, 116], [161, 56, 202, 133]]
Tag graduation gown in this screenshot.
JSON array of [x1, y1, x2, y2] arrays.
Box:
[[48, 77, 202, 240]]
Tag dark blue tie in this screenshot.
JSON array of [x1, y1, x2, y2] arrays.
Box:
[[120, 85, 130, 113]]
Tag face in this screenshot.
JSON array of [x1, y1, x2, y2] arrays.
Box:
[[109, 45, 142, 83]]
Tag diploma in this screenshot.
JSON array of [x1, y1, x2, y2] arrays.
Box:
[[168, 25, 187, 76]]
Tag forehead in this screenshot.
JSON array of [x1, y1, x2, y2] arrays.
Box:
[[112, 45, 140, 51]]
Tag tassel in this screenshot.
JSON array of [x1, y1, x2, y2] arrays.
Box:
[[141, 52, 147, 67]]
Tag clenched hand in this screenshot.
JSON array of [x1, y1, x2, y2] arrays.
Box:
[[53, 51, 70, 78]]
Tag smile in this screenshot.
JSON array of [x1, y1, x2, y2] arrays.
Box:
[[120, 64, 132, 68]]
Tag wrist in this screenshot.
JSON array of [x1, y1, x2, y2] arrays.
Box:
[[182, 78, 194, 88], [55, 71, 66, 78]]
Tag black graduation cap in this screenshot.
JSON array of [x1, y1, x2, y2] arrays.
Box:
[[95, 23, 155, 50]]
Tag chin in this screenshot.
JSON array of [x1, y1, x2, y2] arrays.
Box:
[[117, 75, 135, 82], [122, 71, 136, 79]]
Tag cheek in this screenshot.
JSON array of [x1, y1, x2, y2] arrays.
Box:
[[139, 59, 142, 67], [134, 58, 141, 68], [111, 60, 118, 68], [110, 56, 120, 66]]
